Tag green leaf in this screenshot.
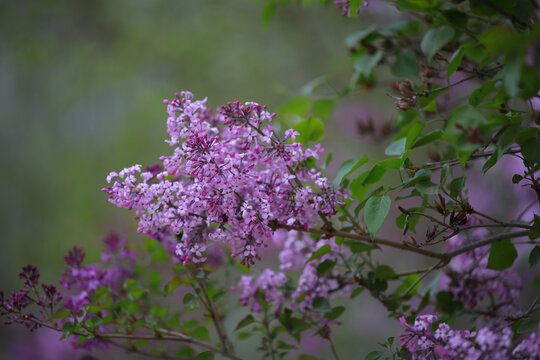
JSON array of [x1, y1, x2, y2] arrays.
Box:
[[377, 158, 404, 169], [435, 291, 462, 314], [193, 327, 210, 341], [441, 10, 468, 31], [353, 51, 383, 77], [394, 274, 421, 298], [375, 265, 397, 280], [277, 340, 296, 350], [313, 99, 335, 120], [346, 25, 377, 48], [530, 216, 540, 240], [237, 331, 252, 340], [235, 314, 255, 331], [362, 165, 387, 186], [470, 0, 513, 17], [50, 309, 71, 321], [61, 322, 74, 338], [261, 2, 277, 27], [385, 138, 407, 156], [280, 97, 310, 117], [416, 180, 439, 195], [293, 117, 325, 144], [365, 351, 382, 360], [195, 351, 214, 360], [348, 0, 362, 16], [305, 244, 331, 264], [446, 47, 464, 84], [517, 319, 540, 334], [412, 130, 443, 148], [325, 306, 345, 321], [495, 52, 522, 98], [393, 0, 442, 12], [333, 156, 369, 188], [391, 49, 419, 78], [316, 259, 336, 277], [448, 177, 466, 198], [345, 240, 379, 253], [487, 239, 518, 270], [529, 246, 540, 267], [520, 135, 540, 165], [300, 76, 327, 96], [165, 277, 183, 296], [405, 121, 426, 149], [364, 195, 391, 239], [513, 0, 534, 23], [124, 279, 146, 301], [469, 80, 497, 106], [532, 276, 540, 297], [312, 297, 331, 313], [421, 25, 455, 60], [298, 355, 318, 360], [183, 293, 198, 308]]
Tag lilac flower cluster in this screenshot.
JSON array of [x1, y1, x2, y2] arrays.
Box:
[[441, 230, 522, 317], [233, 230, 350, 321], [59, 233, 135, 350], [61, 233, 135, 314], [0, 265, 62, 331], [103, 91, 341, 267], [399, 314, 540, 359]]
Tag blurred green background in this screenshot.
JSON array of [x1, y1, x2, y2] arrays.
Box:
[[0, 0, 407, 358]]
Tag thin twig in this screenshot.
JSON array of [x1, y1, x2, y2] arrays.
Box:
[[444, 230, 530, 259]]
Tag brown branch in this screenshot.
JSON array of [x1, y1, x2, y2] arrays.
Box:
[[20, 314, 244, 360], [444, 230, 530, 259], [273, 223, 446, 259], [197, 280, 231, 354]]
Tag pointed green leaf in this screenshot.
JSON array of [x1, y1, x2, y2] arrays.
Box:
[[364, 195, 391, 239]]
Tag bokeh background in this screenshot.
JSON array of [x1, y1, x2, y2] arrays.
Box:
[[1, 1, 534, 359]]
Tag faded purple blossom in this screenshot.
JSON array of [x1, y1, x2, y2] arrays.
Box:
[[441, 230, 522, 317]]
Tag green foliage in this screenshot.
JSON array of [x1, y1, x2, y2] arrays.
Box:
[[293, 117, 325, 144], [364, 195, 391, 239], [487, 240, 518, 270]]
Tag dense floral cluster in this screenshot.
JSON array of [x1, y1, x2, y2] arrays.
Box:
[[399, 314, 540, 360], [441, 229, 522, 317], [233, 230, 350, 322], [103, 91, 341, 267]]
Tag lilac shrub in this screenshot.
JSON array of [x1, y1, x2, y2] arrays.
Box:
[[2, 1, 540, 360]]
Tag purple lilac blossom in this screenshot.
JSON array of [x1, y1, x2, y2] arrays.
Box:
[[440, 230, 522, 318], [234, 231, 351, 323], [103, 91, 342, 267], [59, 234, 135, 350], [399, 315, 540, 359]]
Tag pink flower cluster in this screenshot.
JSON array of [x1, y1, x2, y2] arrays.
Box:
[[233, 230, 350, 320], [399, 314, 540, 359], [103, 91, 341, 267], [441, 230, 522, 317]]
